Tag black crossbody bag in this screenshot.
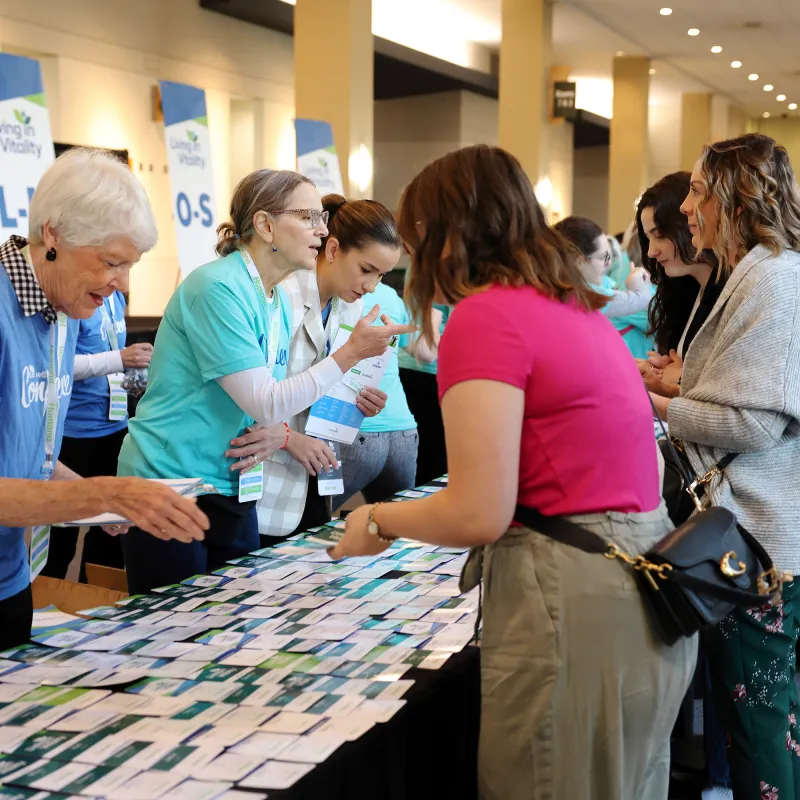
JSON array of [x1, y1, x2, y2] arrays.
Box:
[[514, 399, 792, 645]]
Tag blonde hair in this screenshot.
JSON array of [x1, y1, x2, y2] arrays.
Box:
[[216, 169, 314, 257], [697, 133, 800, 272]]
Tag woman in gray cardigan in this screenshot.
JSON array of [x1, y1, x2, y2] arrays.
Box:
[[651, 133, 800, 800]]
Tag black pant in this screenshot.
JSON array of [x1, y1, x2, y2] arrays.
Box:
[[0, 585, 33, 651], [399, 368, 447, 485], [42, 428, 128, 582], [121, 494, 258, 596]]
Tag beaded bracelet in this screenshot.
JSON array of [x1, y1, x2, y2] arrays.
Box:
[[279, 421, 291, 450]]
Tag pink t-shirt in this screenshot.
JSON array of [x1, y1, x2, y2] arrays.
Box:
[[437, 284, 660, 516]]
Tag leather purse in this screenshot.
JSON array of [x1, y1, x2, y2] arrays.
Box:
[[514, 401, 792, 645]]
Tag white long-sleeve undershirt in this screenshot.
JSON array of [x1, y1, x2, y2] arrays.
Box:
[[73, 350, 124, 381]]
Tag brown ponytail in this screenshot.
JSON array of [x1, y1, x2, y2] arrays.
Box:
[[320, 194, 400, 254]]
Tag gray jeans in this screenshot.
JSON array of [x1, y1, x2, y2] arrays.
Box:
[[333, 429, 419, 509]]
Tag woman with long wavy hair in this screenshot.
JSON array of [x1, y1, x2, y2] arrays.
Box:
[[651, 133, 800, 800], [330, 145, 696, 799]]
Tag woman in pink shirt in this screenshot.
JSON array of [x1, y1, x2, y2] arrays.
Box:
[[331, 145, 697, 799]]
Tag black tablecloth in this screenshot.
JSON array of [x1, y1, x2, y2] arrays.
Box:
[[269, 646, 481, 800]]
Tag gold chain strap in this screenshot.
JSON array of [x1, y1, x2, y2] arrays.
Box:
[[604, 544, 672, 590]]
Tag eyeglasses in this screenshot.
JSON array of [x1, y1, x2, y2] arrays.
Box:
[[592, 251, 612, 267], [264, 209, 329, 229]]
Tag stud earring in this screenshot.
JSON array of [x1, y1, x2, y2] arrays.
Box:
[[272, 246, 278, 253], [45, 248, 57, 262]]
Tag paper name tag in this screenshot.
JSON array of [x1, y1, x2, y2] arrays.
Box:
[[107, 373, 127, 421], [238, 463, 264, 503], [317, 440, 344, 497], [30, 526, 51, 581]]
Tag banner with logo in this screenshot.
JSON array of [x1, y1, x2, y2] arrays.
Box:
[[295, 119, 344, 196], [0, 53, 56, 239], [159, 80, 217, 278]]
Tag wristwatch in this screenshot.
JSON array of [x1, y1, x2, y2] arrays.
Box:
[[367, 504, 396, 544]]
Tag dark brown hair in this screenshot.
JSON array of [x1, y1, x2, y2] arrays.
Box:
[[398, 145, 606, 341], [321, 194, 400, 254], [697, 133, 800, 271], [553, 216, 604, 258], [216, 169, 314, 257]]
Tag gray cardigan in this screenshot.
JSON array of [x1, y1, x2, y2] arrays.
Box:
[[669, 244, 800, 574]]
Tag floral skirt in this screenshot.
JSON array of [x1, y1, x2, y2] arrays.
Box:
[[707, 580, 800, 800]]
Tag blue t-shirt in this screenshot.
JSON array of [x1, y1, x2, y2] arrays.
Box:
[[118, 252, 291, 496], [361, 283, 416, 433], [397, 304, 450, 376], [0, 268, 78, 601], [64, 291, 127, 439], [596, 276, 655, 360]]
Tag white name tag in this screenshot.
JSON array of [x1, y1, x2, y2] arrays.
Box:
[[317, 440, 344, 497], [238, 464, 264, 503], [107, 373, 127, 422]]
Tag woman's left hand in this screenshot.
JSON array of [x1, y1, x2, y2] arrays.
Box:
[[328, 504, 393, 560], [226, 423, 286, 472], [356, 387, 387, 417]]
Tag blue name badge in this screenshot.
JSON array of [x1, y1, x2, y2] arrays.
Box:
[[317, 440, 344, 497]]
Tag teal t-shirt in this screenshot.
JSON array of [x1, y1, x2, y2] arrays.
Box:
[[397, 304, 450, 375], [361, 283, 416, 434], [118, 251, 291, 495], [596, 275, 654, 360]]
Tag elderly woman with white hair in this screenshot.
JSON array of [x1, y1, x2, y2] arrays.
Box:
[[0, 147, 209, 649]]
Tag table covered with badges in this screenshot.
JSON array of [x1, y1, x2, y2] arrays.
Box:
[[0, 478, 481, 800]]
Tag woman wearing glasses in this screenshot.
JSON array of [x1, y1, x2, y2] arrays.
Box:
[[555, 216, 655, 359], [118, 169, 410, 594]]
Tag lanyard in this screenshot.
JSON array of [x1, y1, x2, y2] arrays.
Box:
[[325, 296, 340, 356], [98, 294, 120, 351], [42, 313, 68, 476], [239, 249, 282, 376]]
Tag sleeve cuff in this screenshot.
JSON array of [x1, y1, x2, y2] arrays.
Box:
[[111, 350, 124, 374]]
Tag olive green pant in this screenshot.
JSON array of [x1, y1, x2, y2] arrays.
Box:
[[706, 579, 800, 800], [475, 505, 697, 800]]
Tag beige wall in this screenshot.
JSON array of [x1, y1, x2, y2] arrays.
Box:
[[0, 0, 295, 315], [648, 95, 681, 188], [573, 146, 609, 232], [757, 118, 800, 170]]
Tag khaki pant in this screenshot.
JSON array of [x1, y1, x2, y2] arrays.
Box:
[[475, 505, 697, 800]]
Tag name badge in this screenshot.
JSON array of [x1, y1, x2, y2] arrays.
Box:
[[317, 440, 344, 497], [30, 526, 51, 581], [107, 373, 127, 422], [239, 463, 264, 503]]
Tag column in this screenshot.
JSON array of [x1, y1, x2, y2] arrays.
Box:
[[608, 56, 650, 234], [294, 0, 373, 197], [680, 92, 712, 171], [498, 0, 546, 183]]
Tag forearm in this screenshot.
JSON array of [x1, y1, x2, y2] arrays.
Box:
[[603, 288, 651, 318], [668, 395, 791, 452], [73, 351, 124, 380], [217, 357, 344, 428], [0, 476, 113, 527]]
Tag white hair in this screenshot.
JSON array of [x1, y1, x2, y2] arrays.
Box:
[[28, 148, 158, 253]]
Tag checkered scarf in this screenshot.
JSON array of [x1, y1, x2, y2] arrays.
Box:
[[0, 235, 58, 323]]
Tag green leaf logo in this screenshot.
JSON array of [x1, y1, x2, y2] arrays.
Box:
[[187, 130, 198, 143], [13, 109, 30, 125], [318, 157, 328, 168]]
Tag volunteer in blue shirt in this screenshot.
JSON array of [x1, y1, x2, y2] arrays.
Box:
[[118, 170, 411, 594], [334, 281, 439, 508], [42, 291, 154, 582], [0, 148, 209, 649]]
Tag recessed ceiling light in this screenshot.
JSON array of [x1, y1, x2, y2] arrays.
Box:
[[660, 8, 673, 15], [688, 28, 700, 36], [764, 84, 774, 92], [616, 50, 625, 57], [777, 94, 787, 102], [649, 68, 656, 75], [731, 60, 742, 68], [748, 73, 759, 81], [763, 112, 771, 118], [790, 103, 798, 111], [711, 45, 723, 53]]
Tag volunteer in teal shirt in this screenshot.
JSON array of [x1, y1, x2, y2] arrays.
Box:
[[334, 282, 433, 507], [117, 169, 405, 594]]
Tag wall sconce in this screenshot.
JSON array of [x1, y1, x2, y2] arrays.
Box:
[[535, 177, 553, 208], [349, 144, 373, 194]]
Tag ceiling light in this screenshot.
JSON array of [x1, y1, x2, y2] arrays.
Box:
[[748, 73, 759, 81], [777, 94, 787, 102], [731, 60, 742, 68], [616, 50, 625, 57], [688, 28, 700, 36], [649, 68, 656, 75], [660, 8, 673, 15], [762, 112, 771, 118], [711, 45, 723, 53], [764, 84, 774, 92], [790, 103, 798, 111]]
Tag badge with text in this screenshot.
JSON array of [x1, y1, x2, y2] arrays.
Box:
[[107, 373, 127, 421], [30, 525, 50, 581], [317, 440, 344, 497], [238, 463, 264, 503]]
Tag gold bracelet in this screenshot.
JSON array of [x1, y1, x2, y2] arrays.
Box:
[[366, 503, 396, 544]]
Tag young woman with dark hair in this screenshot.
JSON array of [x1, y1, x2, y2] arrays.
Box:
[[330, 144, 696, 799]]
